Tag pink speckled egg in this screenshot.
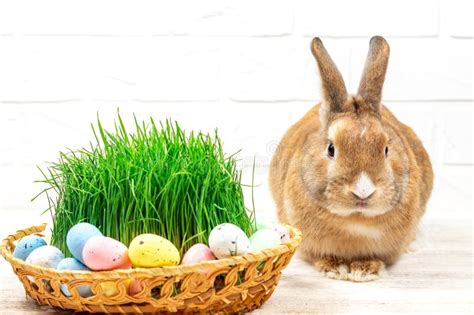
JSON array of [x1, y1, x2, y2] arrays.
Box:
[[273, 224, 291, 244], [82, 236, 132, 271], [129, 280, 145, 296], [181, 243, 215, 265]]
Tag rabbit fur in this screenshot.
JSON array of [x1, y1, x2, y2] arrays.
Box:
[[269, 36, 433, 282]]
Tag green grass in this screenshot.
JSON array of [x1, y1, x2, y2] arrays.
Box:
[[34, 113, 256, 256]]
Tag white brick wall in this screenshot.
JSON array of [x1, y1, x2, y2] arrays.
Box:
[[0, 0, 472, 214]]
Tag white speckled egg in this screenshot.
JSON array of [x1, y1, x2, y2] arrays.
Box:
[[208, 223, 251, 259], [56, 258, 92, 297], [26, 245, 64, 269], [67, 223, 102, 264], [249, 229, 281, 252], [272, 224, 291, 244], [13, 235, 47, 261]]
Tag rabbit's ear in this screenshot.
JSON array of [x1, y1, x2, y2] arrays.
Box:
[[357, 36, 390, 111], [311, 38, 348, 113]]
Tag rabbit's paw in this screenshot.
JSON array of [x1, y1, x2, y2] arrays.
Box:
[[314, 257, 349, 280], [347, 259, 385, 282]]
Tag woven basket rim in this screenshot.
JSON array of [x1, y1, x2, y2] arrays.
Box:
[[0, 223, 302, 278]]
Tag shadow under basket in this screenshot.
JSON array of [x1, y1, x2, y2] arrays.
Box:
[[0, 223, 302, 314]]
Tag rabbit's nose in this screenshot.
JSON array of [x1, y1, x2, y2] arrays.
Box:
[[351, 172, 376, 200], [351, 191, 375, 201]]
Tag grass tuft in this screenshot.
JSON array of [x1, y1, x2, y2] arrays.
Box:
[[35, 113, 255, 256]]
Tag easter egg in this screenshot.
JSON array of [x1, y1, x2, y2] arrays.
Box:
[[256, 219, 276, 231], [249, 229, 281, 252], [208, 223, 251, 259], [13, 235, 47, 261], [128, 234, 180, 268], [100, 279, 131, 297], [129, 280, 143, 296], [25, 245, 64, 268], [56, 258, 92, 297], [273, 224, 291, 244], [181, 243, 215, 265], [82, 236, 131, 271], [67, 223, 102, 263]]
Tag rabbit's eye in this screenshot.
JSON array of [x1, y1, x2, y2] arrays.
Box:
[[385, 146, 389, 157], [327, 143, 335, 158]]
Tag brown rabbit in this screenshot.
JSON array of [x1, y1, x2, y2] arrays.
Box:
[[269, 36, 433, 282]]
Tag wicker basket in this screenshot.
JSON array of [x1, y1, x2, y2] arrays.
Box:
[[0, 223, 301, 313]]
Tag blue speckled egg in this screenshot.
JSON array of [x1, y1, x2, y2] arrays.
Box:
[[25, 245, 64, 268], [57, 258, 92, 297], [13, 235, 47, 261], [66, 223, 102, 263]]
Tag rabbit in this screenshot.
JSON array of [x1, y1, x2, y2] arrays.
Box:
[[269, 36, 433, 282]]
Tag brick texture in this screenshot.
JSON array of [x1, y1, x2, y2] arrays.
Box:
[[0, 1, 472, 213]]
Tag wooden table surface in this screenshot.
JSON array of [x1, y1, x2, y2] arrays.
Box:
[[1, 172, 472, 314]]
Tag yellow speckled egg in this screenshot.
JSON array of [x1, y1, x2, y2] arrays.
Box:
[[128, 234, 180, 268], [100, 279, 131, 297]]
